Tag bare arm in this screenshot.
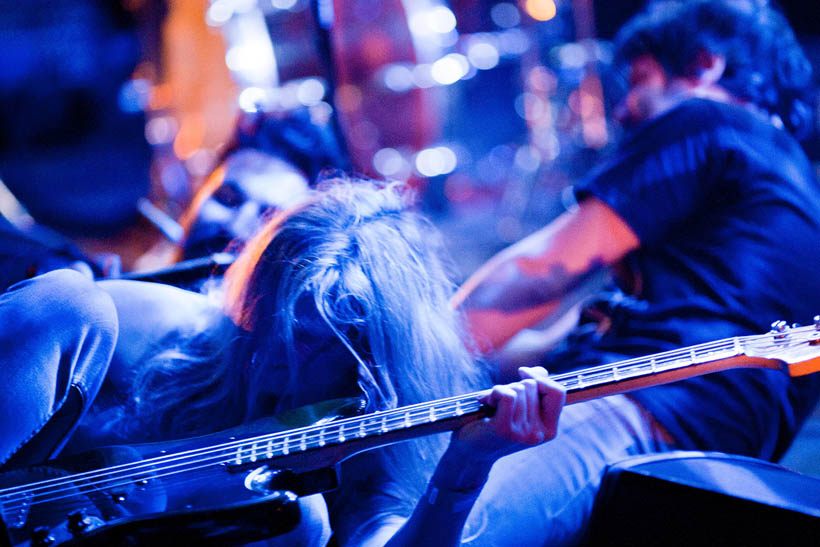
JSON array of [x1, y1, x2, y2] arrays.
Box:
[[452, 198, 640, 353], [95, 280, 221, 394]]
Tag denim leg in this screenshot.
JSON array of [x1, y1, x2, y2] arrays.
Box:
[[462, 395, 674, 546], [0, 269, 118, 466]]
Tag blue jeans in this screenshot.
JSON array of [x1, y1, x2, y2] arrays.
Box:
[[463, 394, 675, 546], [0, 269, 117, 467]]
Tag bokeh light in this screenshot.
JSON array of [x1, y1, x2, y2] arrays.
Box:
[[237, 86, 268, 112], [415, 146, 458, 177], [373, 147, 405, 177], [431, 54, 470, 85], [467, 41, 500, 70], [335, 84, 363, 113], [296, 78, 325, 106], [409, 6, 457, 35], [145, 116, 179, 146], [382, 64, 416, 93], [271, 0, 299, 10], [206, 0, 234, 26], [524, 0, 557, 22], [491, 3, 521, 28]]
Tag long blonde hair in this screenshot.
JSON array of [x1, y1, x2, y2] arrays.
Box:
[[132, 178, 488, 527]]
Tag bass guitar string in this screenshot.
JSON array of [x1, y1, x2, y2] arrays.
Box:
[[0, 396, 486, 509], [1, 334, 738, 506], [1, 331, 806, 510], [0, 388, 487, 497], [8, 330, 779, 499], [2, 329, 813, 511], [1, 331, 807, 509]]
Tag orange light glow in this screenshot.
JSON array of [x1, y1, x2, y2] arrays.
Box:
[[173, 113, 206, 160], [335, 84, 363, 113], [524, 0, 557, 22]]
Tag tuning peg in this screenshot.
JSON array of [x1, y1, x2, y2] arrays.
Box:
[[814, 315, 820, 330], [770, 320, 789, 338]]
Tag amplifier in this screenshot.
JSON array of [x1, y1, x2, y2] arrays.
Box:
[[586, 451, 820, 545]]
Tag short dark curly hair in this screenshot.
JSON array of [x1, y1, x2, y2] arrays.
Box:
[[614, 0, 816, 139], [226, 107, 351, 184]]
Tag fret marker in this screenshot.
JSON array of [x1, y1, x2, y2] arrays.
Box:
[[359, 421, 366, 438], [650, 359, 658, 372], [405, 412, 412, 428], [455, 400, 464, 416], [300, 433, 307, 451], [381, 415, 388, 434], [429, 407, 436, 422], [338, 426, 346, 443], [319, 429, 326, 447]]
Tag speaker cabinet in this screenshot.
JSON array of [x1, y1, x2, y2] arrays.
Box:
[[587, 451, 820, 545]]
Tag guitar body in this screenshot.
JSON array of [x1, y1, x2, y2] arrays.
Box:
[[0, 398, 364, 547]]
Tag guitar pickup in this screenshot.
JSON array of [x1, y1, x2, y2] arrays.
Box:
[[244, 466, 340, 496]]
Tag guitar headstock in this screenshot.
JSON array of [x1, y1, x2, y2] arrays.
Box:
[[743, 316, 820, 377]]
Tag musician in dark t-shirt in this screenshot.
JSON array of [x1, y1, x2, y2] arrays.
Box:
[[455, 1, 820, 543], [567, 96, 820, 460]]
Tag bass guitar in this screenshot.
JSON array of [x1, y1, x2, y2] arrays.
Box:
[[2, 320, 820, 546]]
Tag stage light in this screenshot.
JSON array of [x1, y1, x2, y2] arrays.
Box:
[[308, 101, 333, 125], [145, 116, 179, 146], [415, 146, 458, 177], [524, 0, 557, 22], [225, 41, 276, 85], [173, 114, 206, 160], [373, 148, 404, 176], [297, 78, 325, 106], [514, 92, 547, 122], [383, 64, 415, 92], [206, 0, 234, 26], [429, 6, 457, 33], [271, 0, 298, 10], [335, 84, 363, 113], [439, 147, 458, 174], [556, 43, 587, 69], [412, 64, 436, 88], [514, 145, 542, 173], [497, 28, 530, 56], [118, 79, 150, 113], [431, 54, 469, 85], [491, 3, 521, 28], [467, 41, 500, 70], [238, 86, 268, 112], [409, 6, 457, 35]]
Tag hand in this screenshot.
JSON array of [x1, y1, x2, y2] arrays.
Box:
[[451, 366, 566, 462], [401, 369, 564, 547]]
